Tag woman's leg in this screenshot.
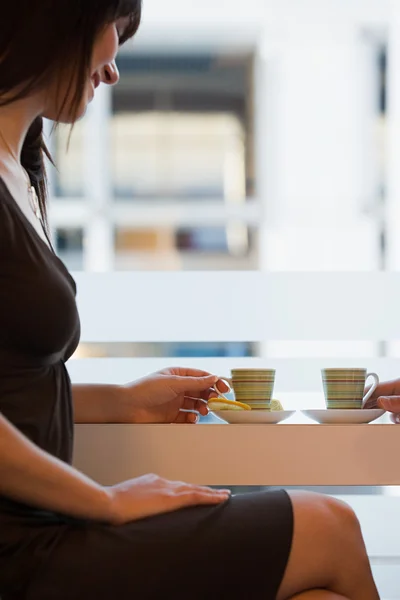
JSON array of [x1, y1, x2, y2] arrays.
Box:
[[277, 492, 380, 600], [289, 592, 348, 600]]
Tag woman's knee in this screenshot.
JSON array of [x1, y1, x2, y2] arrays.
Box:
[[289, 592, 348, 600], [277, 492, 374, 600], [286, 490, 367, 579], [288, 491, 362, 547]]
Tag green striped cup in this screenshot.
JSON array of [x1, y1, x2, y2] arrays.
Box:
[[230, 368, 276, 410], [321, 368, 379, 409]]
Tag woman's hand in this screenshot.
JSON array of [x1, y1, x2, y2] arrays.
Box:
[[363, 378, 400, 423], [121, 367, 230, 424], [107, 474, 231, 525]]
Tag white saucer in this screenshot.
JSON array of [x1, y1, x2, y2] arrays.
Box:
[[301, 409, 385, 424], [211, 410, 295, 424]]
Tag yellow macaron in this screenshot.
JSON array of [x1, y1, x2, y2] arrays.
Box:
[[208, 397, 252, 411], [270, 399, 284, 411]]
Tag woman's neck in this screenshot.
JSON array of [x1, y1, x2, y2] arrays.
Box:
[[0, 97, 42, 165]]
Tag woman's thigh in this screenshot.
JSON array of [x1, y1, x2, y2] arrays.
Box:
[[26, 490, 294, 600]]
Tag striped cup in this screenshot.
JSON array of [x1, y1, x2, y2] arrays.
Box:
[[321, 368, 379, 409], [230, 368, 276, 410]]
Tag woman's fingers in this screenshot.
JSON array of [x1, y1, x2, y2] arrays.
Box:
[[378, 395, 400, 413], [365, 395, 400, 422], [390, 413, 400, 424], [184, 387, 220, 402], [178, 395, 208, 423], [176, 382, 230, 424], [176, 409, 200, 424], [110, 474, 231, 524], [214, 378, 231, 394], [186, 382, 230, 402], [178, 396, 211, 423], [166, 367, 213, 377], [163, 368, 230, 399], [183, 396, 209, 415], [365, 381, 398, 407], [363, 395, 378, 410], [170, 482, 231, 508], [200, 387, 217, 400]]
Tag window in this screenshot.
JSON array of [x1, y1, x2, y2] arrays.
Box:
[[55, 228, 84, 271]]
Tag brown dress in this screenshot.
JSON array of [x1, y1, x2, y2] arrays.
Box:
[[0, 178, 293, 600]]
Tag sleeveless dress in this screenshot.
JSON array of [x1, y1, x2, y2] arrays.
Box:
[[0, 178, 293, 600]]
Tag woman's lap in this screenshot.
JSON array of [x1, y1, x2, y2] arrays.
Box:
[[26, 490, 293, 600]]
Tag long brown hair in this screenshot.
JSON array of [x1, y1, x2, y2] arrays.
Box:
[[0, 0, 142, 228]]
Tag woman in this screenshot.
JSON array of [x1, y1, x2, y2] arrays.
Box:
[[0, 2, 380, 599]]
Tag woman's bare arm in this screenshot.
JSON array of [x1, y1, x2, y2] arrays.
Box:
[[72, 384, 126, 423], [0, 413, 113, 521], [0, 413, 230, 525]]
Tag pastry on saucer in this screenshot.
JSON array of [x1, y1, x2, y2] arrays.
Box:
[[270, 399, 284, 411], [208, 397, 251, 411]]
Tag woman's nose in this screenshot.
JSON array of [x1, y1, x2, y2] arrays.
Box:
[[102, 60, 120, 86]]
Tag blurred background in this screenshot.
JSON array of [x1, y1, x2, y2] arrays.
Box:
[[46, 0, 400, 382], [54, 5, 400, 590]]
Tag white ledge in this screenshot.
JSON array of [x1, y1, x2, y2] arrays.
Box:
[[73, 424, 400, 487]]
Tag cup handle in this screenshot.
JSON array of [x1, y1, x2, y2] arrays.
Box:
[[362, 372, 380, 407]]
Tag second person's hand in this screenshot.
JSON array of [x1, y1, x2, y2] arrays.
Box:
[[363, 378, 400, 423]]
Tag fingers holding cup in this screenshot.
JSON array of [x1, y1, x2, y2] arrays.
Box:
[[377, 395, 400, 417]]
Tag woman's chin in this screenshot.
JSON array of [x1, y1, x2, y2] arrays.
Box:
[[43, 94, 91, 123]]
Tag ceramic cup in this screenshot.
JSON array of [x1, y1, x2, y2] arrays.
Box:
[[228, 368, 276, 410], [321, 368, 379, 409]]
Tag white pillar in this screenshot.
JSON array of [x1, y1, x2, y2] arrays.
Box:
[[255, 19, 380, 360], [386, 0, 400, 270], [253, 36, 281, 272], [257, 21, 379, 272], [83, 86, 114, 272], [385, 0, 400, 358]]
